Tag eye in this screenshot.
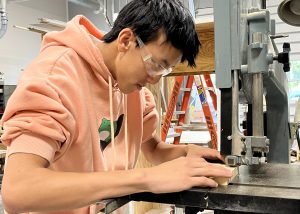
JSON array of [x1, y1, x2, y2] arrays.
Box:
[[150, 59, 163, 71], [153, 64, 161, 71]]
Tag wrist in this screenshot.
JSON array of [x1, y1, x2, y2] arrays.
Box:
[[131, 168, 152, 193]]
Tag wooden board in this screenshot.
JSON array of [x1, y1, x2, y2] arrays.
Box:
[[168, 22, 215, 76]]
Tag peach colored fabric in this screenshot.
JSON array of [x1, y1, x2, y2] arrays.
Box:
[[1, 15, 158, 214]]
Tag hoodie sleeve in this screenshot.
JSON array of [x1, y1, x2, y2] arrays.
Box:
[[1, 64, 76, 163], [142, 88, 159, 143]]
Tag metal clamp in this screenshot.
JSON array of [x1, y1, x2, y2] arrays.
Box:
[[243, 136, 269, 165], [225, 155, 243, 166]]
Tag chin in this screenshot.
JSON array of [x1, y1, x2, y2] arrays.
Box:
[[118, 86, 134, 94], [118, 82, 141, 94]]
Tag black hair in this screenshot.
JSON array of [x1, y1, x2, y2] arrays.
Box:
[[103, 0, 200, 67]]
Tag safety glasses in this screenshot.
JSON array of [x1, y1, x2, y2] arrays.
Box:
[[136, 35, 173, 77]]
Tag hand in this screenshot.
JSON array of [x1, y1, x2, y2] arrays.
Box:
[[145, 157, 232, 194], [186, 144, 224, 163]]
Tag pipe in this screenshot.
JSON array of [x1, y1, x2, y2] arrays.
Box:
[[0, 0, 7, 39], [103, 0, 113, 27], [252, 73, 264, 136]]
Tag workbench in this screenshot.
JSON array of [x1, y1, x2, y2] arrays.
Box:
[[103, 164, 300, 213]]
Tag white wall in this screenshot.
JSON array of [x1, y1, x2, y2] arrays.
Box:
[[267, 0, 300, 61], [0, 0, 67, 85]]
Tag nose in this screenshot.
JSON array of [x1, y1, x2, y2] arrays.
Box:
[[147, 74, 161, 84]]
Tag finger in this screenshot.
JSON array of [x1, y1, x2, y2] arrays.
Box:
[[204, 154, 226, 164], [192, 166, 233, 178], [190, 158, 224, 168], [187, 157, 208, 167], [191, 176, 218, 188], [189, 162, 233, 177], [191, 147, 220, 158], [202, 152, 224, 163], [200, 148, 223, 160], [204, 158, 224, 164]]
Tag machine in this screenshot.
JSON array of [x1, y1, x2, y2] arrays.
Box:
[[214, 0, 291, 166]]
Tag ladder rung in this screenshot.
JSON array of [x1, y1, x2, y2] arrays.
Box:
[[174, 111, 185, 115], [180, 88, 192, 92], [190, 121, 208, 125], [174, 126, 209, 131], [167, 133, 181, 138], [175, 124, 208, 128]]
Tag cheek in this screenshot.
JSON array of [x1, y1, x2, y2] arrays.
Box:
[[117, 61, 146, 83]]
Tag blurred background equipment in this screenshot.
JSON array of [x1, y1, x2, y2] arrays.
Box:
[[278, 0, 300, 26]]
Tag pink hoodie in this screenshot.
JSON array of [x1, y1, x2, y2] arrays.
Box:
[[1, 15, 158, 214]]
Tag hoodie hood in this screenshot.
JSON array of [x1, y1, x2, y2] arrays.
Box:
[[41, 15, 115, 85]]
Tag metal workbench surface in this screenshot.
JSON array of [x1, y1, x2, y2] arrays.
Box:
[[111, 164, 300, 213]]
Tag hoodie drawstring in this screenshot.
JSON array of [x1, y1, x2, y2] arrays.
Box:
[[123, 94, 129, 170], [108, 76, 129, 171], [108, 76, 116, 170]]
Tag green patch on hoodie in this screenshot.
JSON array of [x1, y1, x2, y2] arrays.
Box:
[[99, 114, 124, 151]]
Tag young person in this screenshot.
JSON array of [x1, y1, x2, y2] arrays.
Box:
[[1, 0, 232, 213]]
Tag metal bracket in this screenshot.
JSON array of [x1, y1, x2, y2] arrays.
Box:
[[225, 155, 243, 166], [243, 136, 269, 165], [245, 10, 272, 74]]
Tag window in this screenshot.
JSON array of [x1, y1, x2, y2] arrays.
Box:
[[287, 61, 300, 101], [287, 61, 300, 121]]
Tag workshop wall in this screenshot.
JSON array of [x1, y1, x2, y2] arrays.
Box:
[[268, 0, 300, 61], [0, 0, 68, 85]]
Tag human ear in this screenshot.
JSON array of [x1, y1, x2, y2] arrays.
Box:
[[117, 28, 135, 52]]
